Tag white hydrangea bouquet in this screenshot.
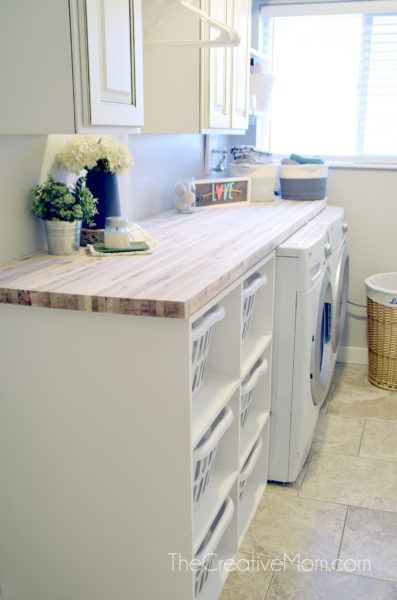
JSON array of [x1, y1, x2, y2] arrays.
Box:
[[57, 135, 134, 233], [57, 135, 134, 175]]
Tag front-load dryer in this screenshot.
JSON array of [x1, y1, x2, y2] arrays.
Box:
[[269, 221, 334, 483], [312, 206, 349, 355]]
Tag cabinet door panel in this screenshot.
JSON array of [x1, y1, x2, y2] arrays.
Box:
[[232, 0, 250, 129], [207, 0, 232, 129], [85, 0, 144, 127], [102, 0, 132, 100]]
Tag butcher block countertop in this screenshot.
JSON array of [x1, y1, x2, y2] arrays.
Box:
[[0, 199, 326, 318]]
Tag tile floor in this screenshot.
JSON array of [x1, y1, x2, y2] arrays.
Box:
[[221, 363, 397, 599]]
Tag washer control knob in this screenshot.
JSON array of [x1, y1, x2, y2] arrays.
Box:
[[342, 221, 348, 233], [324, 242, 332, 257]]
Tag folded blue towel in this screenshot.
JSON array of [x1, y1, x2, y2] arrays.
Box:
[[290, 153, 324, 165]]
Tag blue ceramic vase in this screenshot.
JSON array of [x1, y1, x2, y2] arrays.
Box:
[[85, 170, 121, 229]]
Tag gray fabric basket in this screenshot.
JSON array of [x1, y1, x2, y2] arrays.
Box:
[[280, 177, 327, 200]]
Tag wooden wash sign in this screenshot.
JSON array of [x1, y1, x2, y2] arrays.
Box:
[[194, 177, 250, 206]]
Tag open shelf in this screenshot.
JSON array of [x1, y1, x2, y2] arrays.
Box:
[[193, 470, 238, 554], [192, 374, 240, 447], [240, 412, 269, 468], [241, 334, 272, 379]]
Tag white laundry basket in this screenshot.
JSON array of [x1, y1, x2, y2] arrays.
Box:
[[194, 496, 235, 598], [192, 305, 225, 395], [239, 438, 263, 501], [229, 163, 279, 202], [242, 274, 267, 340], [240, 359, 269, 428], [193, 406, 233, 506]]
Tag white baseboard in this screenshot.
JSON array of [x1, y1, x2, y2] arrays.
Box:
[[337, 346, 368, 365]]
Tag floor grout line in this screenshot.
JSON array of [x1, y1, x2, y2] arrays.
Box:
[[296, 491, 397, 515], [265, 485, 397, 516], [302, 447, 397, 466], [336, 505, 349, 563], [263, 569, 275, 600], [357, 418, 367, 457], [297, 450, 313, 496]]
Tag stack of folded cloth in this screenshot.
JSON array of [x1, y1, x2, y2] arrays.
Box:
[[279, 154, 328, 200], [230, 145, 273, 165], [282, 153, 325, 165]]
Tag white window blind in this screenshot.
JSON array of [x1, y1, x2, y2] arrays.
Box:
[[260, 2, 397, 161]]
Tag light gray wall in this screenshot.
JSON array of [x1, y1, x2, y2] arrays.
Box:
[[328, 167, 397, 352], [0, 136, 47, 261], [0, 134, 205, 262], [128, 134, 204, 219]]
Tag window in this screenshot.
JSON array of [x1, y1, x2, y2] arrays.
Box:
[[259, 1, 397, 163]]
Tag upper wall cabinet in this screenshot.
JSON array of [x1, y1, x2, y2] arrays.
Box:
[[0, 0, 144, 134], [142, 0, 251, 134], [231, 0, 251, 129], [204, 0, 233, 130], [73, 0, 144, 130]]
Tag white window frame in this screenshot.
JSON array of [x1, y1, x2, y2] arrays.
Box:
[[260, 0, 397, 168]]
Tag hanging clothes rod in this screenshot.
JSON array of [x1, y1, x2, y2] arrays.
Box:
[[144, 1, 241, 48]]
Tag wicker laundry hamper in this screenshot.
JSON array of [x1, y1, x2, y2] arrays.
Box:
[[365, 273, 397, 391]]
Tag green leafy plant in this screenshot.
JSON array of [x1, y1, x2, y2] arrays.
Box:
[[32, 175, 98, 227]]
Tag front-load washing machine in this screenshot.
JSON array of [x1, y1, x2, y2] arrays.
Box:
[[312, 206, 349, 356], [269, 220, 334, 483]]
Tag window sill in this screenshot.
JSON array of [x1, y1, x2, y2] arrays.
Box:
[[328, 161, 397, 171], [271, 155, 397, 172]]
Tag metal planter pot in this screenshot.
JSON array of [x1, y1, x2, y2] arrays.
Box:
[[44, 220, 82, 255]]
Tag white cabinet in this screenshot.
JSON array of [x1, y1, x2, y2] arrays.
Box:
[[205, 0, 232, 129], [0, 253, 274, 600], [143, 0, 251, 134], [73, 0, 144, 130], [0, 0, 144, 134], [232, 0, 251, 129]]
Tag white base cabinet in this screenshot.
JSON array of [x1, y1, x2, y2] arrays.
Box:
[[0, 254, 274, 600], [0, 0, 144, 134]]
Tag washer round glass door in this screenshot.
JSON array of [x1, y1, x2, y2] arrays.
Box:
[[333, 243, 349, 352], [311, 270, 333, 406]]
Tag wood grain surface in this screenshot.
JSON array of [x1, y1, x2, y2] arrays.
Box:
[[0, 199, 326, 318]]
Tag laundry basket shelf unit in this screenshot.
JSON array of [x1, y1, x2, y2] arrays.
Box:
[[189, 254, 274, 599]]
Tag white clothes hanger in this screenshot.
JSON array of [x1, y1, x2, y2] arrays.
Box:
[[144, 1, 241, 48]]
